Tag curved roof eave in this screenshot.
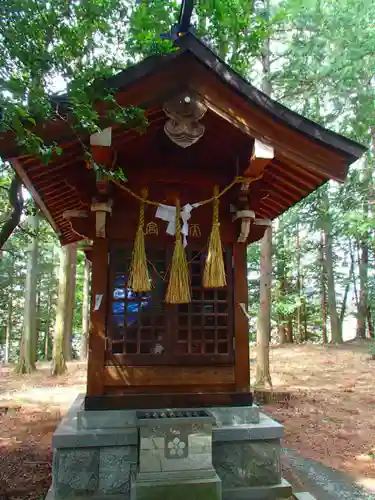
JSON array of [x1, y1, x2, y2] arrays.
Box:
[[97, 33, 366, 165]]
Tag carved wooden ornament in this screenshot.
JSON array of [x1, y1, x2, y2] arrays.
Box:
[[145, 221, 159, 236], [189, 224, 201, 237], [163, 93, 207, 148]]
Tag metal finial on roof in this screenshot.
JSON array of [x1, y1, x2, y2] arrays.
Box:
[[177, 0, 195, 34], [160, 0, 195, 41]]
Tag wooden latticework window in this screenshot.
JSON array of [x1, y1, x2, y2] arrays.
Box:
[[108, 246, 167, 359], [175, 249, 233, 359], [106, 243, 234, 365]]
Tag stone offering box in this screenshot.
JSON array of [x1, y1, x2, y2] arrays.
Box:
[[48, 395, 293, 500], [137, 410, 214, 473], [132, 410, 221, 500]]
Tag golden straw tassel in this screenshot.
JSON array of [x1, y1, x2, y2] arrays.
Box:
[[204, 185, 227, 288], [166, 197, 191, 304], [128, 188, 152, 292]]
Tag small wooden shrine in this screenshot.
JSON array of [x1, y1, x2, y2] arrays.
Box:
[[0, 34, 365, 411]]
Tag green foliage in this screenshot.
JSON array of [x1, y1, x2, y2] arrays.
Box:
[[271, 0, 375, 142], [128, 0, 179, 57], [0, 0, 150, 166], [251, 0, 375, 343]]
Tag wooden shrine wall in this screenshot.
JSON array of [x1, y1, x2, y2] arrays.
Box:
[[86, 176, 250, 401]]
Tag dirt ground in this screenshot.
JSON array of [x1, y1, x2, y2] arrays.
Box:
[[258, 341, 375, 493], [0, 342, 374, 499]]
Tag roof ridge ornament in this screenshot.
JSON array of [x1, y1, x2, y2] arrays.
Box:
[[160, 0, 195, 41]]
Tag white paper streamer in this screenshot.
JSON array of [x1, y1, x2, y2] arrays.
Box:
[[155, 203, 201, 246], [94, 294, 103, 311]]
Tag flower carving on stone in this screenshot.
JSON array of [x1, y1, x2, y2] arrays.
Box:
[[166, 437, 187, 458]]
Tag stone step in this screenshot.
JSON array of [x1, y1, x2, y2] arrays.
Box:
[[131, 473, 222, 500], [294, 493, 317, 500], [223, 478, 293, 500]]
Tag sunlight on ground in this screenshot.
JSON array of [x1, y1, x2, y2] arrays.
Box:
[[6, 386, 82, 407], [356, 477, 375, 492], [260, 341, 375, 482], [0, 361, 86, 410]]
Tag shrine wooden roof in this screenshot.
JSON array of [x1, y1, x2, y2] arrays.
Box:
[[0, 34, 366, 244]]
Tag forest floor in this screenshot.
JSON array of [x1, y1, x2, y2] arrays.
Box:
[[0, 341, 374, 499], [258, 341, 375, 494]]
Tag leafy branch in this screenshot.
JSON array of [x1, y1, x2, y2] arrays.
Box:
[[0, 175, 24, 249]]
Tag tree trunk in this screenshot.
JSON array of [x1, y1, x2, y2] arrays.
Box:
[[320, 231, 328, 344], [45, 245, 56, 360], [4, 255, 14, 364], [356, 239, 368, 339], [35, 291, 41, 363], [303, 297, 308, 341], [356, 153, 370, 341], [284, 277, 294, 343], [16, 214, 39, 373], [367, 127, 375, 338], [255, 226, 273, 388], [51, 246, 70, 376], [255, 0, 273, 387], [278, 322, 286, 345], [80, 258, 91, 360], [340, 254, 353, 327], [260, 0, 272, 97], [0, 176, 24, 250], [349, 240, 360, 312], [296, 224, 303, 341], [275, 217, 286, 344], [321, 190, 342, 343], [44, 286, 53, 360], [367, 308, 374, 339], [286, 317, 294, 343], [29, 215, 40, 363], [44, 324, 50, 361], [5, 293, 12, 364], [63, 244, 77, 361]]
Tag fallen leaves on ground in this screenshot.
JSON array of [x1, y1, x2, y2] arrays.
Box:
[[257, 341, 375, 482], [0, 343, 374, 498], [0, 362, 85, 500]]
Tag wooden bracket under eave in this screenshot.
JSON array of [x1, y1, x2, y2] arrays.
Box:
[[63, 210, 91, 240], [244, 139, 275, 177], [91, 201, 113, 238], [63, 210, 89, 219], [232, 209, 255, 243], [236, 217, 272, 244], [254, 218, 272, 227], [90, 128, 112, 165]]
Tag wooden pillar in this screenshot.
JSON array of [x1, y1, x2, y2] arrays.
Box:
[[233, 244, 250, 392], [86, 238, 109, 398]]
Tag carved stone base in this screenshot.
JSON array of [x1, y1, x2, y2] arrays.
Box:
[[48, 395, 291, 500]]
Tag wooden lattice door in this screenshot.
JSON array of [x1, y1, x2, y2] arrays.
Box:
[[107, 243, 234, 365], [174, 248, 234, 363]]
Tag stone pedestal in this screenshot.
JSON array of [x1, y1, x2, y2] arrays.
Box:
[[50, 396, 137, 499], [47, 395, 292, 500], [213, 413, 291, 499], [131, 410, 221, 500]]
